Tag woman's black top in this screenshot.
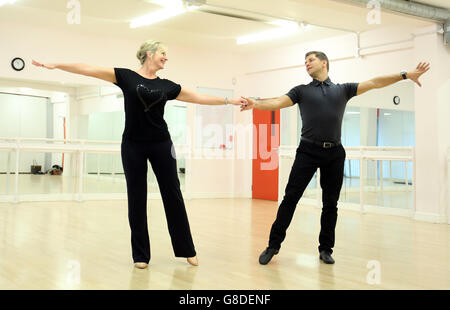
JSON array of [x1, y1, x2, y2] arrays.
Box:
[[114, 68, 182, 142]]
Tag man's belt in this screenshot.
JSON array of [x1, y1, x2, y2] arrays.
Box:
[[301, 137, 341, 149]]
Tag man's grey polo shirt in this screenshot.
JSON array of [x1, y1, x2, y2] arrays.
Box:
[[286, 77, 359, 143]]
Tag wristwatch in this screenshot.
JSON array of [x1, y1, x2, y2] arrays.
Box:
[[400, 70, 407, 80]]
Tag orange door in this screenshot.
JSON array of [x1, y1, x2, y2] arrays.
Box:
[[252, 109, 280, 201]]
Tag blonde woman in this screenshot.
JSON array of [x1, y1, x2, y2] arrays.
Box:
[[33, 40, 246, 269]]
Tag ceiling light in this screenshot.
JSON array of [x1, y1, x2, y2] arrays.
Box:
[[300, 22, 311, 30], [237, 20, 300, 45], [130, 7, 185, 28], [267, 20, 298, 29], [148, 0, 203, 8], [151, 0, 182, 7], [0, 0, 16, 6], [130, 0, 201, 28]]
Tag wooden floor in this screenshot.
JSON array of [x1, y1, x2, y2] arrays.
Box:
[[0, 198, 448, 290]]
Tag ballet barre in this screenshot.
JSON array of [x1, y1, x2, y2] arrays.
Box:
[[278, 145, 415, 214], [0, 137, 189, 203]]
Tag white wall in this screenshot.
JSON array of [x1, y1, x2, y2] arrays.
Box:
[[1, 19, 449, 222], [413, 26, 450, 223]]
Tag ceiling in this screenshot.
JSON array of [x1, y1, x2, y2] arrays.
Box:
[[0, 0, 447, 54]]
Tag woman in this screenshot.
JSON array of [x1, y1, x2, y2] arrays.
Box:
[[33, 40, 246, 269]]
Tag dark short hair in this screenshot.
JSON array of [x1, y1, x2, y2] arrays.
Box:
[[305, 51, 329, 71]]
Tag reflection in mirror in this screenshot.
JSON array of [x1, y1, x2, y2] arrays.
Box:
[[78, 104, 188, 195], [340, 106, 361, 204], [339, 106, 415, 209], [375, 108, 415, 209]]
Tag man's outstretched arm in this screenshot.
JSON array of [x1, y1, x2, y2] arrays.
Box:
[[356, 62, 430, 96], [240, 95, 293, 111]]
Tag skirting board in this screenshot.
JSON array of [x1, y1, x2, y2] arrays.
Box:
[[413, 212, 449, 224]]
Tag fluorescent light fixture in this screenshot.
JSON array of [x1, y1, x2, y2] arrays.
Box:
[[268, 20, 298, 29], [384, 113, 392, 116], [130, 7, 185, 28], [300, 22, 311, 30], [346, 111, 360, 115], [149, 0, 204, 9], [130, 0, 200, 28], [0, 0, 16, 6], [237, 20, 300, 45], [151, 0, 182, 7]]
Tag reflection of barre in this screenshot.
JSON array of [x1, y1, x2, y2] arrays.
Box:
[[389, 160, 392, 184], [15, 149, 20, 203], [374, 160, 377, 192], [279, 146, 414, 212], [360, 158, 364, 214], [6, 152, 11, 195], [348, 159, 352, 179], [380, 160, 383, 192], [405, 161, 408, 189]]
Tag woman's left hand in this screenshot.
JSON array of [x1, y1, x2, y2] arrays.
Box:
[[228, 97, 248, 107]]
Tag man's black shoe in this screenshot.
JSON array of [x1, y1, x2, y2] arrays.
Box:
[[319, 251, 335, 264], [259, 248, 279, 265]]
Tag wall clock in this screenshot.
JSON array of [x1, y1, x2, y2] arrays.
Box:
[[11, 57, 25, 71], [393, 96, 400, 105]]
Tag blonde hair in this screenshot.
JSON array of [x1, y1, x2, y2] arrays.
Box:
[[136, 40, 167, 65]]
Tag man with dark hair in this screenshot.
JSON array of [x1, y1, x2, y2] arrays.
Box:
[[241, 51, 429, 265], [305, 51, 329, 71]]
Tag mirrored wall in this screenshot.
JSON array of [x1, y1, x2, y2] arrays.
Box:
[[76, 102, 188, 195], [0, 91, 189, 198], [339, 107, 415, 210], [280, 103, 415, 211]]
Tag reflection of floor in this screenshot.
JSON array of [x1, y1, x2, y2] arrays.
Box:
[[0, 172, 186, 195], [0, 198, 448, 289], [339, 190, 413, 209], [2, 174, 413, 209]]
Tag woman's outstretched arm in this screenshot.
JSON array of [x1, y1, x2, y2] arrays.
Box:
[[176, 87, 247, 106], [32, 60, 116, 83]]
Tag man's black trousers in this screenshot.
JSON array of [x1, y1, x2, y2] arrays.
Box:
[[121, 138, 196, 263], [268, 140, 346, 254]]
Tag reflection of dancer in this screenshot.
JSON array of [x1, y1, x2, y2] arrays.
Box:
[[33, 40, 246, 269], [242, 51, 429, 265]]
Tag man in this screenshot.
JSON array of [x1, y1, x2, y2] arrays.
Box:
[[241, 51, 430, 265]]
